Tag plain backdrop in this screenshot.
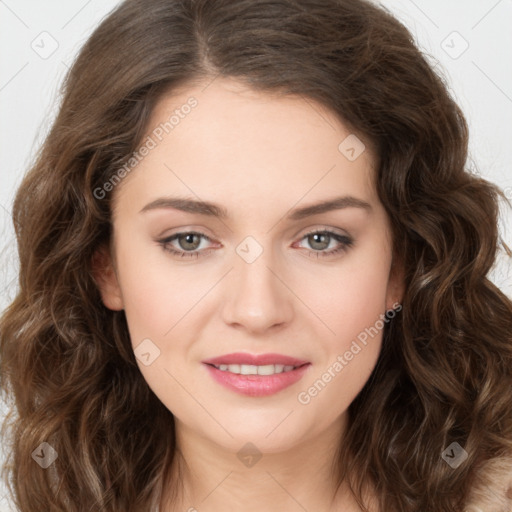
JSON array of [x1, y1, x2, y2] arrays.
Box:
[[1, 1, 511, 510]]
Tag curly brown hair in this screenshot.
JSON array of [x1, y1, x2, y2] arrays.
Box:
[[1, 0, 512, 511]]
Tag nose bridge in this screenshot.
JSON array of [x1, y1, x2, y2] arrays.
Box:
[[221, 234, 292, 331]]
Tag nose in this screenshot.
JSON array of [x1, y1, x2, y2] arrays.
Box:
[[220, 240, 294, 334]]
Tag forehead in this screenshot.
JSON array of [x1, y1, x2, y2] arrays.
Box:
[[112, 77, 378, 217]]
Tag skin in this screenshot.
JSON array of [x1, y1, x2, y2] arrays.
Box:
[[94, 76, 404, 512]]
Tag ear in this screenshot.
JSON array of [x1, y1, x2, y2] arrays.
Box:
[[91, 244, 124, 311], [385, 255, 405, 312]]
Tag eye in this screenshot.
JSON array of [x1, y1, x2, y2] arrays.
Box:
[[294, 229, 354, 258], [157, 231, 215, 259]]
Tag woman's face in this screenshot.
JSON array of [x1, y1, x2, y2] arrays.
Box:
[[95, 77, 403, 453]]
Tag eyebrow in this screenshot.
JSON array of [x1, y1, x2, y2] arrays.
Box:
[[139, 195, 372, 220]]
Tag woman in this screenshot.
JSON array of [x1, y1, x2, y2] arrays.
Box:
[[1, 0, 511, 510]]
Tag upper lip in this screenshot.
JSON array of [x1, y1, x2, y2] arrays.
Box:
[[202, 352, 310, 367]]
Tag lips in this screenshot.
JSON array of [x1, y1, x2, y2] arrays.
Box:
[[204, 363, 311, 396], [202, 352, 311, 397], [202, 352, 309, 367]]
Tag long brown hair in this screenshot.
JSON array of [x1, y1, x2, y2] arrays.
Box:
[[1, 0, 512, 510]]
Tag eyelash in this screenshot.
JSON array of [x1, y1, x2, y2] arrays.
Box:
[[157, 228, 354, 259]]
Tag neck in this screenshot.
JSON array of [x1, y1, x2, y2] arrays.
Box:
[[159, 413, 374, 512]]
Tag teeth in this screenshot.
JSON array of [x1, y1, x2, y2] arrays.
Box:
[[213, 363, 298, 375]]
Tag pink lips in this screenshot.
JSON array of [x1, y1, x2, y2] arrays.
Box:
[[202, 352, 311, 397]]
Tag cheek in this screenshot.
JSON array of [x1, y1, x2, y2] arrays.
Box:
[[304, 243, 392, 347], [297, 261, 391, 417], [114, 234, 207, 345]]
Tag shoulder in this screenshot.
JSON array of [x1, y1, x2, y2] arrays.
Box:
[[465, 454, 512, 511]]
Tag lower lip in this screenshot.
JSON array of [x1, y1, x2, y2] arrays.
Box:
[[203, 363, 311, 397]]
